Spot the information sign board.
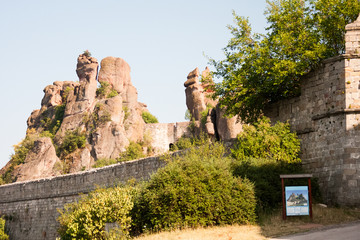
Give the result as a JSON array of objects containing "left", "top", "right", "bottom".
[{"left": 285, "top": 186, "right": 309, "bottom": 216}]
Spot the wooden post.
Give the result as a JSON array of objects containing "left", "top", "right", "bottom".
[
  {"left": 308, "top": 177, "right": 313, "bottom": 219},
  {"left": 282, "top": 177, "right": 286, "bottom": 220}
]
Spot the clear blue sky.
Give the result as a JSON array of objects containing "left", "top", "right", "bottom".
[{"left": 0, "top": 0, "right": 267, "bottom": 169}]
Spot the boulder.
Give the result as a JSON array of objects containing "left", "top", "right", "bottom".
[
  {"left": 215, "top": 104, "right": 243, "bottom": 141},
  {"left": 41, "top": 85, "right": 62, "bottom": 107},
  {"left": 98, "top": 57, "right": 131, "bottom": 94},
  {"left": 12, "top": 137, "right": 61, "bottom": 182},
  {"left": 92, "top": 122, "right": 129, "bottom": 160}
]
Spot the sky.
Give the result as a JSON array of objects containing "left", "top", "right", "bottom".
[{"left": 0, "top": 0, "right": 268, "bottom": 169}]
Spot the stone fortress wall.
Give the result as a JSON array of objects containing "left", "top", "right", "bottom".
[
  {"left": 265, "top": 16, "right": 360, "bottom": 206},
  {"left": 0, "top": 156, "right": 166, "bottom": 240}
]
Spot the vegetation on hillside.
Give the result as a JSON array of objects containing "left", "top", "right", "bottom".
[{"left": 210, "top": 0, "right": 360, "bottom": 123}]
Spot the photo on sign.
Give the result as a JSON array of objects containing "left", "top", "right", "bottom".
[{"left": 285, "top": 186, "right": 309, "bottom": 216}]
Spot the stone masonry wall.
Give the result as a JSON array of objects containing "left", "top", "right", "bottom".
[
  {"left": 0, "top": 156, "right": 166, "bottom": 240},
  {"left": 265, "top": 55, "right": 360, "bottom": 206},
  {"left": 264, "top": 16, "right": 360, "bottom": 206},
  {"left": 144, "top": 122, "right": 192, "bottom": 153}
]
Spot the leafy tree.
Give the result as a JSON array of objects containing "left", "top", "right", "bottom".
[
  {"left": 210, "top": 0, "right": 360, "bottom": 123},
  {"left": 231, "top": 117, "right": 301, "bottom": 164}
]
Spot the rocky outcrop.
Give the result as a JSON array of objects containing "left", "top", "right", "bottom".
[
  {"left": 215, "top": 105, "right": 243, "bottom": 140},
  {"left": 184, "top": 67, "right": 243, "bottom": 141},
  {"left": 1, "top": 53, "right": 162, "bottom": 182},
  {"left": 184, "top": 68, "right": 207, "bottom": 121},
  {"left": 1, "top": 54, "right": 245, "bottom": 184},
  {"left": 98, "top": 57, "right": 138, "bottom": 105},
  {"left": 12, "top": 137, "right": 61, "bottom": 181}
]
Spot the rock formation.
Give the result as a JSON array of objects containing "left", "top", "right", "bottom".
[
  {"left": 0, "top": 54, "right": 242, "bottom": 184},
  {"left": 184, "top": 67, "right": 243, "bottom": 141},
  {"left": 0, "top": 53, "right": 161, "bottom": 182}
]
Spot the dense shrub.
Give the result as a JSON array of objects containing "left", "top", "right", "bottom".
[
  {"left": 58, "top": 186, "right": 134, "bottom": 240},
  {"left": 119, "top": 141, "right": 145, "bottom": 161},
  {"left": 96, "top": 82, "right": 108, "bottom": 98},
  {"left": 230, "top": 117, "right": 320, "bottom": 209},
  {"left": 131, "top": 143, "right": 256, "bottom": 234},
  {"left": 57, "top": 129, "right": 86, "bottom": 157},
  {"left": 141, "top": 111, "right": 159, "bottom": 124},
  {"left": 0, "top": 217, "right": 9, "bottom": 240},
  {"left": 231, "top": 117, "right": 301, "bottom": 164},
  {"left": 96, "top": 81, "right": 118, "bottom": 99},
  {"left": 170, "top": 133, "right": 210, "bottom": 151},
  {"left": 232, "top": 157, "right": 303, "bottom": 209}
]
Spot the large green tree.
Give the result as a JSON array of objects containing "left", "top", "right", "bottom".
[{"left": 210, "top": 0, "right": 360, "bottom": 123}]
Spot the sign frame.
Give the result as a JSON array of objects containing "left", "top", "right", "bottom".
[{"left": 280, "top": 174, "right": 313, "bottom": 220}]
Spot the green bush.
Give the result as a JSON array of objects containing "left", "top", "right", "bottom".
[
  {"left": 40, "top": 103, "right": 66, "bottom": 137},
  {"left": 0, "top": 217, "right": 9, "bottom": 240},
  {"left": 230, "top": 117, "right": 305, "bottom": 209},
  {"left": 57, "top": 129, "right": 86, "bottom": 157},
  {"left": 58, "top": 186, "right": 134, "bottom": 240},
  {"left": 141, "top": 111, "right": 159, "bottom": 124},
  {"left": 231, "top": 117, "right": 301, "bottom": 164},
  {"left": 131, "top": 142, "right": 257, "bottom": 234},
  {"left": 171, "top": 133, "right": 210, "bottom": 151},
  {"left": 119, "top": 141, "right": 145, "bottom": 161},
  {"left": 170, "top": 137, "right": 192, "bottom": 151},
  {"left": 96, "top": 81, "right": 118, "bottom": 99},
  {"left": 200, "top": 104, "right": 214, "bottom": 126},
  {"left": 231, "top": 157, "right": 303, "bottom": 209},
  {"left": 92, "top": 158, "right": 118, "bottom": 168},
  {"left": 83, "top": 50, "right": 92, "bottom": 57}
]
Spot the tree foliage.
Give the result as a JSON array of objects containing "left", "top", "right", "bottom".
[
  {"left": 211, "top": 0, "right": 360, "bottom": 123},
  {"left": 231, "top": 117, "right": 301, "bottom": 163},
  {"left": 230, "top": 117, "right": 305, "bottom": 209}
]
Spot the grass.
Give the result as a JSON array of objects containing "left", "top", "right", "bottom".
[
  {"left": 133, "top": 205, "right": 360, "bottom": 240},
  {"left": 259, "top": 204, "right": 360, "bottom": 238},
  {"left": 134, "top": 225, "right": 266, "bottom": 240}
]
